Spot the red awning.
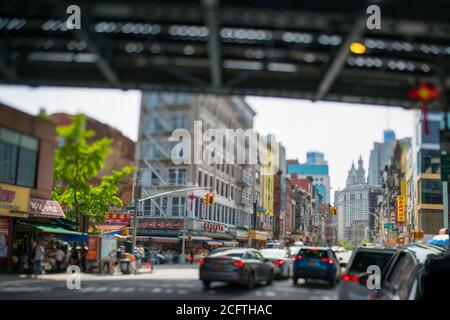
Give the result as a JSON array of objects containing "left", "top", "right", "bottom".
[
  {"left": 94, "top": 225, "right": 125, "bottom": 231},
  {"left": 28, "top": 198, "right": 65, "bottom": 218}
]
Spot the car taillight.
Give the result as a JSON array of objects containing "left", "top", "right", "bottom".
[
  {"left": 275, "top": 260, "right": 285, "bottom": 266},
  {"left": 320, "top": 257, "right": 334, "bottom": 265},
  {"left": 293, "top": 255, "right": 303, "bottom": 261},
  {"left": 199, "top": 259, "right": 205, "bottom": 266},
  {"left": 233, "top": 261, "right": 245, "bottom": 268},
  {"left": 341, "top": 274, "right": 359, "bottom": 282}
]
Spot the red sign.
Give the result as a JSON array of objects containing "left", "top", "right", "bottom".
[
  {"left": 0, "top": 187, "right": 15, "bottom": 202},
  {"left": 203, "top": 222, "right": 224, "bottom": 232},
  {"left": 105, "top": 213, "right": 130, "bottom": 224},
  {"left": 87, "top": 235, "right": 99, "bottom": 261}
]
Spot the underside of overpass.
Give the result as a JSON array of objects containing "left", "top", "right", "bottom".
[{"left": 0, "top": 0, "right": 449, "bottom": 108}]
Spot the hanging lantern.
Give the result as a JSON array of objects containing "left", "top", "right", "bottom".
[{"left": 408, "top": 83, "right": 440, "bottom": 135}]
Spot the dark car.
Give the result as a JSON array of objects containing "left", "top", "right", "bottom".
[
  {"left": 371, "top": 244, "right": 450, "bottom": 300},
  {"left": 199, "top": 248, "right": 274, "bottom": 289},
  {"left": 292, "top": 246, "right": 341, "bottom": 286},
  {"left": 337, "top": 247, "right": 396, "bottom": 300}
]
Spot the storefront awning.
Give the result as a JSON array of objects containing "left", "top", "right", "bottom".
[
  {"left": 151, "top": 236, "right": 180, "bottom": 243},
  {"left": 179, "top": 235, "right": 212, "bottom": 241},
  {"left": 32, "top": 223, "right": 82, "bottom": 235},
  {"left": 221, "top": 241, "right": 239, "bottom": 247},
  {"left": 206, "top": 241, "right": 223, "bottom": 246}
]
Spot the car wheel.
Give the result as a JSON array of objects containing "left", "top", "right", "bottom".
[
  {"left": 202, "top": 280, "right": 211, "bottom": 289},
  {"left": 245, "top": 272, "right": 255, "bottom": 290},
  {"left": 293, "top": 276, "right": 298, "bottom": 285}
]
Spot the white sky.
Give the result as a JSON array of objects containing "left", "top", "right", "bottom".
[{"left": 0, "top": 85, "right": 415, "bottom": 200}]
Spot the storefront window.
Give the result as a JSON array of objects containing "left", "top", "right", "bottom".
[
  {"left": 420, "top": 210, "right": 443, "bottom": 234},
  {"left": 0, "top": 127, "right": 39, "bottom": 188},
  {"left": 418, "top": 149, "right": 440, "bottom": 174}
]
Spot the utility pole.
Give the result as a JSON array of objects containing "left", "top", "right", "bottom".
[{"left": 132, "top": 169, "right": 141, "bottom": 251}]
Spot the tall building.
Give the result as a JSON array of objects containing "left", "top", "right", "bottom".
[
  {"left": 287, "top": 152, "right": 331, "bottom": 204},
  {"left": 336, "top": 157, "right": 381, "bottom": 244},
  {"left": 136, "top": 92, "right": 258, "bottom": 248},
  {"left": 368, "top": 130, "right": 398, "bottom": 186},
  {"left": 413, "top": 111, "right": 444, "bottom": 235}
]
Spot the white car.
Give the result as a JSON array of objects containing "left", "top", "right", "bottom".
[{"left": 259, "top": 248, "right": 293, "bottom": 279}]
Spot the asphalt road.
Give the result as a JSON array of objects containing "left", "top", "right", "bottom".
[{"left": 0, "top": 264, "right": 338, "bottom": 300}]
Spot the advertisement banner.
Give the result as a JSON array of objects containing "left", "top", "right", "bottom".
[
  {"left": 87, "top": 235, "right": 99, "bottom": 261},
  {"left": 0, "top": 183, "right": 30, "bottom": 218},
  {"left": 397, "top": 196, "right": 405, "bottom": 222},
  {"left": 100, "top": 235, "right": 117, "bottom": 260}
]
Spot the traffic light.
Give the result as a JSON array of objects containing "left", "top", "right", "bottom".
[
  {"left": 208, "top": 192, "right": 215, "bottom": 204},
  {"left": 329, "top": 206, "right": 337, "bottom": 215},
  {"left": 203, "top": 193, "right": 210, "bottom": 204}
]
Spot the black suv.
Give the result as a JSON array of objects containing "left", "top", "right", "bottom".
[{"left": 371, "top": 244, "right": 450, "bottom": 300}]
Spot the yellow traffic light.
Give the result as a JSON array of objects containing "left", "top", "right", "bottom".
[
  {"left": 203, "top": 193, "right": 209, "bottom": 204},
  {"left": 350, "top": 42, "right": 366, "bottom": 54},
  {"left": 209, "top": 192, "right": 215, "bottom": 204}
]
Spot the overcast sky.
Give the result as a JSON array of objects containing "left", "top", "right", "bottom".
[{"left": 0, "top": 85, "right": 415, "bottom": 200}]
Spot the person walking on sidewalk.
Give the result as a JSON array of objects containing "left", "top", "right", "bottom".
[{"left": 32, "top": 241, "right": 45, "bottom": 278}]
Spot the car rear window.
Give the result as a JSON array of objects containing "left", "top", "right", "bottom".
[
  {"left": 298, "top": 249, "right": 328, "bottom": 259},
  {"left": 210, "top": 252, "right": 244, "bottom": 258},
  {"left": 260, "top": 250, "right": 285, "bottom": 259},
  {"left": 349, "top": 251, "right": 394, "bottom": 273}
]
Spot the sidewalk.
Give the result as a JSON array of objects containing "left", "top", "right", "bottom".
[{"left": 0, "top": 263, "right": 199, "bottom": 283}]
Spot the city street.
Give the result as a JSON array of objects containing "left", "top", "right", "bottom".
[{"left": 0, "top": 264, "right": 337, "bottom": 300}]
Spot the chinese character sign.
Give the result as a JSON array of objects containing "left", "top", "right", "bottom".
[{"left": 397, "top": 196, "right": 405, "bottom": 222}]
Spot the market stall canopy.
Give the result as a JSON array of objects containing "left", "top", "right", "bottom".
[
  {"left": 179, "top": 235, "right": 212, "bottom": 241},
  {"left": 28, "top": 198, "right": 65, "bottom": 219},
  {"left": 32, "top": 223, "right": 80, "bottom": 235}
]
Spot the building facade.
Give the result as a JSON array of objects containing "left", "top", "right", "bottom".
[
  {"left": 136, "top": 92, "right": 260, "bottom": 250},
  {"left": 287, "top": 152, "right": 330, "bottom": 204}
]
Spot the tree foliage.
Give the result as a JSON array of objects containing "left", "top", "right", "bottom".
[{"left": 52, "top": 114, "right": 134, "bottom": 225}]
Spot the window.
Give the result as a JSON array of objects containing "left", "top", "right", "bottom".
[
  {"left": 350, "top": 194, "right": 355, "bottom": 201},
  {"left": 169, "top": 113, "right": 190, "bottom": 130},
  {"left": 203, "top": 173, "right": 208, "bottom": 187},
  {"left": 421, "top": 209, "right": 443, "bottom": 234},
  {"left": 420, "top": 180, "right": 442, "bottom": 204},
  {"left": 172, "top": 197, "right": 180, "bottom": 216},
  {"left": 197, "top": 171, "right": 202, "bottom": 186},
  {"left": 418, "top": 149, "right": 440, "bottom": 174},
  {"left": 0, "top": 127, "right": 39, "bottom": 188},
  {"left": 168, "top": 168, "right": 187, "bottom": 186}
]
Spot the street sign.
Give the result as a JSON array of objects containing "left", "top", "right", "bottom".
[
  {"left": 384, "top": 223, "right": 394, "bottom": 230},
  {"left": 441, "top": 154, "right": 450, "bottom": 182}
]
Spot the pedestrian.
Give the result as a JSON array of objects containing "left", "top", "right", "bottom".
[
  {"left": 80, "top": 245, "right": 88, "bottom": 272},
  {"left": 55, "top": 246, "right": 65, "bottom": 272},
  {"left": 190, "top": 249, "right": 194, "bottom": 264},
  {"left": 32, "top": 241, "right": 45, "bottom": 278},
  {"left": 149, "top": 247, "right": 155, "bottom": 273}
]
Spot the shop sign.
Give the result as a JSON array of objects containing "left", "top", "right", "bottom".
[
  {"left": 137, "top": 228, "right": 180, "bottom": 237},
  {"left": 0, "top": 218, "right": 11, "bottom": 258},
  {"left": 236, "top": 229, "right": 249, "bottom": 239},
  {"left": 0, "top": 183, "right": 30, "bottom": 218},
  {"left": 203, "top": 222, "right": 224, "bottom": 233},
  {"left": 28, "top": 198, "right": 65, "bottom": 218},
  {"left": 249, "top": 230, "right": 267, "bottom": 241},
  {"left": 105, "top": 213, "right": 130, "bottom": 224},
  {"left": 397, "top": 196, "right": 405, "bottom": 222},
  {"left": 138, "top": 219, "right": 183, "bottom": 229}
]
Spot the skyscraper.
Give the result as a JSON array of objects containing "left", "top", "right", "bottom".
[
  {"left": 368, "top": 130, "right": 397, "bottom": 186},
  {"left": 287, "top": 152, "right": 330, "bottom": 204}
]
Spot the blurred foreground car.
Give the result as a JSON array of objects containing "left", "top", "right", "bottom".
[
  {"left": 259, "top": 248, "right": 293, "bottom": 279},
  {"left": 292, "top": 247, "right": 340, "bottom": 286},
  {"left": 199, "top": 248, "right": 274, "bottom": 289},
  {"left": 371, "top": 244, "right": 450, "bottom": 300},
  {"left": 337, "top": 247, "right": 395, "bottom": 300}
]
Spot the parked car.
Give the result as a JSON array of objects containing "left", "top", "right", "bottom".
[
  {"left": 259, "top": 248, "right": 293, "bottom": 279},
  {"left": 199, "top": 248, "right": 274, "bottom": 289},
  {"left": 337, "top": 247, "right": 396, "bottom": 300},
  {"left": 266, "top": 241, "right": 283, "bottom": 249},
  {"left": 209, "top": 247, "right": 233, "bottom": 255},
  {"left": 371, "top": 244, "right": 450, "bottom": 300},
  {"left": 292, "top": 246, "right": 341, "bottom": 286}
]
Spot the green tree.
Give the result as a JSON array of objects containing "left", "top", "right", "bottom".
[
  {"left": 52, "top": 114, "right": 134, "bottom": 226},
  {"left": 340, "top": 240, "right": 353, "bottom": 251}
]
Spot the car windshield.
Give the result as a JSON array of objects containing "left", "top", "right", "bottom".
[
  {"left": 298, "top": 248, "right": 328, "bottom": 259},
  {"left": 260, "top": 250, "right": 285, "bottom": 259},
  {"left": 349, "top": 251, "right": 394, "bottom": 273}
]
